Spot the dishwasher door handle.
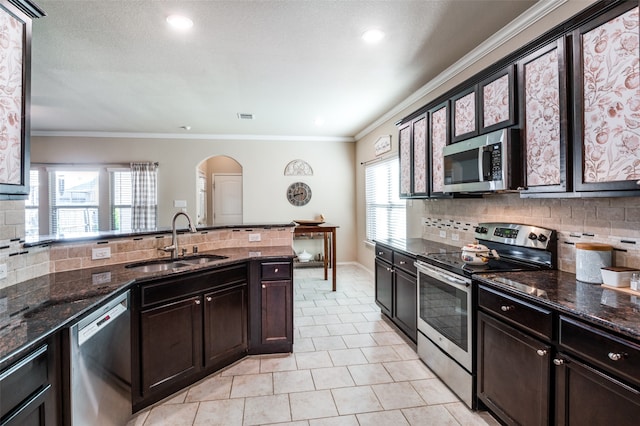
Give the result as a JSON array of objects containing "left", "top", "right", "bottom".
[{"left": 77, "top": 293, "right": 129, "bottom": 346}]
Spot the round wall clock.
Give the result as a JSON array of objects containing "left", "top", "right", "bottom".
[{"left": 287, "top": 182, "right": 312, "bottom": 206}]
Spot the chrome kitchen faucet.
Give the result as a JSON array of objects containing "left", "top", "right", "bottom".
[{"left": 160, "top": 211, "right": 198, "bottom": 259}]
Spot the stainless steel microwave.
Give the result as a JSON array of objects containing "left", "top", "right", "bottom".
[{"left": 443, "top": 128, "right": 521, "bottom": 193}]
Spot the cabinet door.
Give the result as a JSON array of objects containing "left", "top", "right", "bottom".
[
  {"left": 398, "top": 122, "right": 412, "bottom": 197},
  {"left": 394, "top": 268, "right": 417, "bottom": 342},
  {"left": 477, "top": 311, "right": 551, "bottom": 426},
  {"left": 374, "top": 258, "right": 393, "bottom": 317},
  {"left": 479, "top": 65, "right": 516, "bottom": 133},
  {"left": 203, "top": 283, "right": 248, "bottom": 369},
  {"left": 140, "top": 296, "right": 202, "bottom": 395},
  {"left": 451, "top": 86, "right": 478, "bottom": 143},
  {"left": 555, "top": 353, "right": 640, "bottom": 426},
  {"left": 572, "top": 3, "right": 640, "bottom": 194},
  {"left": 428, "top": 101, "right": 449, "bottom": 196},
  {"left": 411, "top": 114, "right": 429, "bottom": 197},
  {"left": 261, "top": 280, "right": 292, "bottom": 345},
  {"left": 519, "top": 38, "right": 570, "bottom": 194}
]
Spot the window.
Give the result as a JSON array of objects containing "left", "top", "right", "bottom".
[
  {"left": 365, "top": 157, "right": 406, "bottom": 242},
  {"left": 25, "top": 169, "right": 40, "bottom": 237},
  {"left": 25, "top": 164, "right": 157, "bottom": 236}
]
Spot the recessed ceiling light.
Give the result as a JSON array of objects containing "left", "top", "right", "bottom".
[
  {"left": 362, "top": 29, "right": 385, "bottom": 44},
  {"left": 166, "top": 14, "right": 193, "bottom": 30},
  {"left": 314, "top": 117, "right": 325, "bottom": 127},
  {"left": 180, "top": 125, "right": 191, "bottom": 131}
]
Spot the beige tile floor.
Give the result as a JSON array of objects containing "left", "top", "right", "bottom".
[{"left": 127, "top": 264, "right": 499, "bottom": 426}]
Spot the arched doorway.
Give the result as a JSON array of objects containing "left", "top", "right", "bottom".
[{"left": 196, "top": 156, "right": 243, "bottom": 226}]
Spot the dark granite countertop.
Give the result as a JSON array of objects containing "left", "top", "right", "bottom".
[
  {"left": 23, "top": 222, "right": 296, "bottom": 247},
  {"left": 0, "top": 246, "right": 295, "bottom": 366},
  {"left": 374, "top": 238, "right": 460, "bottom": 257},
  {"left": 475, "top": 270, "right": 640, "bottom": 342}
]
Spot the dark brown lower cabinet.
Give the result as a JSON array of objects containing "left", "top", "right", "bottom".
[
  {"left": 394, "top": 268, "right": 417, "bottom": 341},
  {"left": 133, "top": 265, "right": 248, "bottom": 411},
  {"left": 374, "top": 257, "right": 393, "bottom": 317},
  {"left": 0, "top": 336, "right": 60, "bottom": 426},
  {"left": 477, "top": 311, "right": 551, "bottom": 426},
  {"left": 555, "top": 353, "right": 640, "bottom": 426},
  {"left": 204, "top": 283, "right": 248, "bottom": 369},
  {"left": 140, "top": 296, "right": 202, "bottom": 396},
  {"left": 249, "top": 260, "right": 293, "bottom": 354}
]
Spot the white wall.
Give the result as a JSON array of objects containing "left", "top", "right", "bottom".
[{"left": 31, "top": 136, "right": 357, "bottom": 262}]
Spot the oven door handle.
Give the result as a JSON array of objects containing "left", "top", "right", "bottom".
[{"left": 416, "top": 263, "right": 470, "bottom": 289}]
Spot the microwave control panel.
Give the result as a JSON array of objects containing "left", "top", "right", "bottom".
[{"left": 483, "top": 144, "right": 502, "bottom": 181}]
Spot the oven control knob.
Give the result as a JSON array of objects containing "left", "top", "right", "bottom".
[
  {"left": 475, "top": 226, "right": 488, "bottom": 234},
  {"left": 538, "top": 234, "right": 548, "bottom": 243},
  {"left": 528, "top": 232, "right": 538, "bottom": 241}
]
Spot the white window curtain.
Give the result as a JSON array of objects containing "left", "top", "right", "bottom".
[
  {"left": 365, "top": 157, "right": 406, "bottom": 242},
  {"left": 131, "top": 162, "right": 158, "bottom": 230}
]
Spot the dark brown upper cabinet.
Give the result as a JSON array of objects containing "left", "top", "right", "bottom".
[
  {"left": 479, "top": 65, "right": 517, "bottom": 133},
  {"left": 399, "top": 113, "right": 429, "bottom": 198},
  {"left": 518, "top": 38, "right": 571, "bottom": 195},
  {"left": 428, "top": 101, "right": 450, "bottom": 196},
  {"left": 0, "top": 1, "right": 44, "bottom": 200},
  {"left": 451, "top": 86, "right": 479, "bottom": 143},
  {"left": 571, "top": 2, "right": 640, "bottom": 194}
]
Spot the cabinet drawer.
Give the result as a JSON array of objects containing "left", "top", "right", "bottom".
[
  {"left": 478, "top": 285, "right": 553, "bottom": 341},
  {"left": 559, "top": 316, "right": 640, "bottom": 387},
  {"left": 375, "top": 244, "right": 393, "bottom": 263},
  {"left": 261, "top": 262, "right": 291, "bottom": 280},
  {"left": 393, "top": 252, "right": 416, "bottom": 275},
  {"left": 0, "top": 345, "right": 49, "bottom": 420},
  {"left": 142, "top": 264, "right": 247, "bottom": 307}
]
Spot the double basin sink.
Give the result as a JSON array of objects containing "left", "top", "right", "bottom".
[{"left": 125, "top": 254, "right": 229, "bottom": 273}]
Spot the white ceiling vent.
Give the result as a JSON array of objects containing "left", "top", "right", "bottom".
[{"left": 237, "top": 113, "right": 254, "bottom": 120}]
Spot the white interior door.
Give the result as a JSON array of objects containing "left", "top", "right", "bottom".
[{"left": 213, "top": 173, "right": 243, "bottom": 224}]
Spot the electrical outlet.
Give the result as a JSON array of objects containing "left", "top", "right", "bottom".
[
  {"left": 92, "top": 247, "right": 111, "bottom": 260},
  {"left": 439, "top": 230, "right": 447, "bottom": 238},
  {"left": 451, "top": 233, "right": 459, "bottom": 241},
  {"left": 92, "top": 272, "right": 112, "bottom": 285},
  {"left": 248, "top": 233, "right": 261, "bottom": 242},
  {"left": 0, "top": 263, "right": 6, "bottom": 280}
]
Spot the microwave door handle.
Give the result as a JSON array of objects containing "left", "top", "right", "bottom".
[{"left": 480, "top": 147, "right": 491, "bottom": 181}]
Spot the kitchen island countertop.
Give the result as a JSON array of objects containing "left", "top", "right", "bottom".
[{"left": 0, "top": 245, "right": 295, "bottom": 366}]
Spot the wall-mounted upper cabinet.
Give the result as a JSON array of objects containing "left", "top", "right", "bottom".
[
  {"left": 451, "top": 86, "right": 479, "bottom": 143},
  {"left": 428, "top": 101, "right": 449, "bottom": 196},
  {"left": 479, "top": 65, "right": 517, "bottom": 133},
  {"left": 572, "top": 2, "right": 640, "bottom": 194},
  {"left": 0, "top": 0, "right": 44, "bottom": 200},
  {"left": 519, "top": 38, "right": 571, "bottom": 195},
  {"left": 399, "top": 114, "right": 429, "bottom": 198}
]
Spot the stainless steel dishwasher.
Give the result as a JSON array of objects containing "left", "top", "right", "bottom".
[{"left": 69, "top": 290, "right": 131, "bottom": 425}]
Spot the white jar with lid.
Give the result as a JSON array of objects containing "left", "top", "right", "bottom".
[{"left": 575, "top": 243, "right": 612, "bottom": 283}]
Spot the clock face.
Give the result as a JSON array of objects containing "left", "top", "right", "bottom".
[{"left": 287, "top": 182, "right": 312, "bottom": 206}]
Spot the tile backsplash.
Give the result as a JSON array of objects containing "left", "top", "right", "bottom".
[
  {"left": 418, "top": 194, "right": 640, "bottom": 273},
  {"left": 0, "top": 198, "right": 293, "bottom": 289}
]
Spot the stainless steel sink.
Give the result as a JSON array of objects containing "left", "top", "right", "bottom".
[{"left": 125, "top": 254, "right": 228, "bottom": 273}]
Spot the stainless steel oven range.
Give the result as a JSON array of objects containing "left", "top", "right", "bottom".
[{"left": 415, "top": 223, "right": 557, "bottom": 409}]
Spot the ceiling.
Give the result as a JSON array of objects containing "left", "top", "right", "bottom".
[{"left": 30, "top": 0, "right": 538, "bottom": 140}]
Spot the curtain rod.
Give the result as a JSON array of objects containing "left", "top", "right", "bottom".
[{"left": 360, "top": 152, "right": 397, "bottom": 166}]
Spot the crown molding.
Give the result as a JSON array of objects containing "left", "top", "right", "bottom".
[
  {"left": 354, "top": 0, "right": 569, "bottom": 141},
  {"left": 31, "top": 130, "right": 355, "bottom": 143}
]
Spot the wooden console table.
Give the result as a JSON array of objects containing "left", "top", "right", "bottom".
[{"left": 293, "top": 223, "right": 338, "bottom": 291}]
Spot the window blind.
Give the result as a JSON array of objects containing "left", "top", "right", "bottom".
[{"left": 365, "top": 157, "right": 406, "bottom": 242}]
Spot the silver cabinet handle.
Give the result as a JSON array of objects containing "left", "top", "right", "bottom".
[
  {"left": 386, "top": 267, "right": 395, "bottom": 272},
  {"left": 399, "top": 261, "right": 406, "bottom": 265},
  {"left": 553, "top": 358, "right": 564, "bottom": 366},
  {"left": 608, "top": 352, "right": 624, "bottom": 361},
  {"left": 274, "top": 268, "right": 279, "bottom": 273},
  {"left": 536, "top": 349, "right": 547, "bottom": 357},
  {"left": 262, "top": 284, "right": 266, "bottom": 289},
  {"left": 195, "top": 299, "right": 201, "bottom": 305},
  {"left": 500, "top": 305, "right": 514, "bottom": 312},
  {"left": 378, "top": 251, "right": 384, "bottom": 255},
  {"left": 206, "top": 296, "right": 212, "bottom": 302}
]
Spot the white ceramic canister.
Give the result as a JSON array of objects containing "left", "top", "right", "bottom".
[{"left": 575, "top": 243, "right": 613, "bottom": 283}]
